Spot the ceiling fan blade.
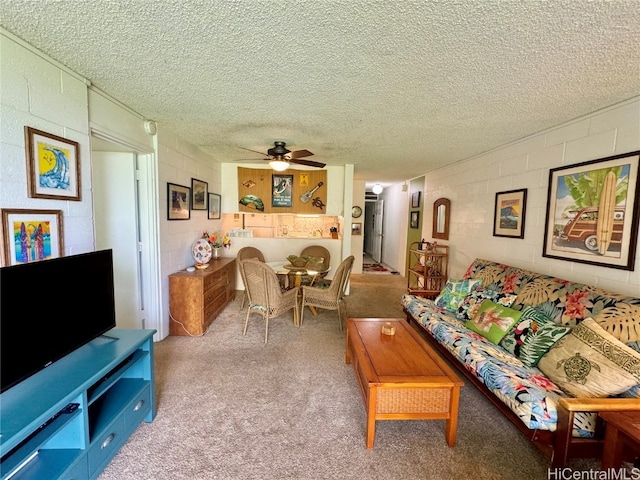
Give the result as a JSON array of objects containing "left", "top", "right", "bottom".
[
  {"left": 238, "top": 146, "right": 268, "bottom": 156},
  {"left": 233, "top": 158, "right": 270, "bottom": 162},
  {"left": 290, "top": 159, "right": 326, "bottom": 168},
  {"left": 289, "top": 149, "right": 314, "bottom": 159}
]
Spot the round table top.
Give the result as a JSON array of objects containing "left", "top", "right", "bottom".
[{"left": 267, "top": 261, "right": 330, "bottom": 276}]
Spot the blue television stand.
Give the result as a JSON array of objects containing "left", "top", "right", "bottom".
[{"left": 0, "top": 329, "right": 156, "bottom": 480}]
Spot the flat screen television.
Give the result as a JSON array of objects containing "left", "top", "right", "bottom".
[{"left": 0, "top": 249, "right": 117, "bottom": 393}]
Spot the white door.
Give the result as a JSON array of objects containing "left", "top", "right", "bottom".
[
  {"left": 92, "top": 151, "right": 143, "bottom": 329},
  {"left": 372, "top": 199, "right": 384, "bottom": 262}
]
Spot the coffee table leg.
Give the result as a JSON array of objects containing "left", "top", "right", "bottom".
[
  {"left": 366, "top": 414, "right": 376, "bottom": 448},
  {"left": 445, "top": 386, "right": 461, "bottom": 447},
  {"left": 366, "top": 387, "right": 377, "bottom": 448}
]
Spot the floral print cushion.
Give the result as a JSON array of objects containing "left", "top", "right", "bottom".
[
  {"left": 456, "top": 287, "right": 518, "bottom": 322},
  {"left": 500, "top": 306, "right": 571, "bottom": 367},
  {"left": 433, "top": 278, "right": 482, "bottom": 313},
  {"left": 463, "top": 260, "right": 532, "bottom": 297},
  {"left": 462, "top": 259, "right": 640, "bottom": 343},
  {"left": 402, "top": 294, "right": 598, "bottom": 437}
]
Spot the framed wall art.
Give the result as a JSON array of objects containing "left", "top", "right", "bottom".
[
  {"left": 1, "top": 208, "right": 64, "bottom": 266},
  {"left": 208, "top": 193, "right": 221, "bottom": 219},
  {"left": 272, "top": 174, "right": 293, "bottom": 207},
  {"left": 493, "top": 188, "right": 527, "bottom": 239},
  {"left": 411, "top": 191, "right": 421, "bottom": 208},
  {"left": 351, "top": 222, "right": 362, "bottom": 235},
  {"left": 167, "top": 183, "right": 190, "bottom": 220},
  {"left": 410, "top": 211, "right": 420, "bottom": 229},
  {"left": 191, "top": 178, "right": 208, "bottom": 210},
  {"left": 25, "top": 127, "right": 81, "bottom": 201},
  {"left": 543, "top": 151, "right": 640, "bottom": 270}
]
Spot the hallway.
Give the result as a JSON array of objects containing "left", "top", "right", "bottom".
[{"left": 362, "top": 252, "right": 398, "bottom": 275}]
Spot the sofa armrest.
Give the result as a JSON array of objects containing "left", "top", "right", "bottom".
[
  {"left": 558, "top": 397, "right": 640, "bottom": 413},
  {"left": 552, "top": 397, "right": 640, "bottom": 467}
]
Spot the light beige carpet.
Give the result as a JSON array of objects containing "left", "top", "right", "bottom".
[{"left": 99, "top": 274, "right": 598, "bottom": 479}]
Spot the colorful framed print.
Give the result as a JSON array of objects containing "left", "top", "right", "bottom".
[
  {"left": 351, "top": 222, "right": 362, "bottom": 235},
  {"left": 208, "top": 193, "right": 221, "bottom": 219},
  {"left": 411, "top": 191, "right": 421, "bottom": 208},
  {"left": 543, "top": 151, "right": 640, "bottom": 270},
  {"left": 191, "top": 178, "right": 208, "bottom": 210},
  {"left": 272, "top": 174, "right": 293, "bottom": 207},
  {"left": 25, "top": 127, "right": 81, "bottom": 201},
  {"left": 410, "top": 211, "right": 420, "bottom": 229},
  {"left": 167, "top": 183, "right": 190, "bottom": 220},
  {"left": 1, "top": 209, "right": 64, "bottom": 266},
  {"left": 493, "top": 188, "right": 527, "bottom": 239}
]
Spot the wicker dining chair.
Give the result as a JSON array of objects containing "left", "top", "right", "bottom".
[
  {"left": 240, "top": 259, "right": 300, "bottom": 343},
  {"left": 299, "top": 245, "right": 331, "bottom": 286},
  {"left": 237, "top": 246, "right": 266, "bottom": 310},
  {"left": 299, "top": 255, "right": 354, "bottom": 331}
]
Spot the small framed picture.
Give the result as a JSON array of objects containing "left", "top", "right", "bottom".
[
  {"left": 167, "top": 183, "right": 190, "bottom": 220},
  {"left": 493, "top": 188, "right": 527, "bottom": 239},
  {"left": 411, "top": 191, "right": 421, "bottom": 208},
  {"left": 351, "top": 222, "right": 362, "bottom": 235},
  {"left": 410, "top": 211, "right": 420, "bottom": 229},
  {"left": 25, "top": 127, "right": 81, "bottom": 201},
  {"left": 1, "top": 208, "right": 64, "bottom": 266},
  {"left": 208, "top": 193, "right": 221, "bottom": 219},
  {"left": 272, "top": 174, "right": 293, "bottom": 207},
  {"left": 191, "top": 178, "right": 208, "bottom": 210}
]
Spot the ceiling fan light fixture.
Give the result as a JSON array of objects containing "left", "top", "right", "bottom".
[
  {"left": 372, "top": 184, "right": 383, "bottom": 194},
  {"left": 269, "top": 159, "right": 290, "bottom": 171}
]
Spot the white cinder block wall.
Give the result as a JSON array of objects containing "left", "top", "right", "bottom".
[
  {"left": 420, "top": 97, "right": 640, "bottom": 297},
  {"left": 157, "top": 127, "right": 223, "bottom": 334},
  {"left": 0, "top": 32, "right": 95, "bottom": 257}
]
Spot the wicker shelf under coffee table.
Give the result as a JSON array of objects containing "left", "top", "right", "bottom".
[{"left": 346, "top": 318, "right": 464, "bottom": 448}]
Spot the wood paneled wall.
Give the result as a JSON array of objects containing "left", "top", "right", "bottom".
[{"left": 237, "top": 167, "right": 328, "bottom": 214}]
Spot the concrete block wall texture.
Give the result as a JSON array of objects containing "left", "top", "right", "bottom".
[
  {"left": 0, "top": 33, "right": 94, "bottom": 257},
  {"left": 422, "top": 98, "right": 640, "bottom": 297}
]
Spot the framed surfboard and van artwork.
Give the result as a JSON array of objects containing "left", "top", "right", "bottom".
[{"left": 543, "top": 151, "right": 640, "bottom": 270}]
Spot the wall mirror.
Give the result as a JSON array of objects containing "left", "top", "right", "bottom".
[{"left": 432, "top": 198, "right": 450, "bottom": 240}]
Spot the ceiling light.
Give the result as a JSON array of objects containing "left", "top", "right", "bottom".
[
  {"left": 372, "top": 184, "right": 383, "bottom": 194},
  {"left": 269, "top": 160, "right": 290, "bottom": 171}
]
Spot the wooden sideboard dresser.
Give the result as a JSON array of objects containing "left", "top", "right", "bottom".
[{"left": 169, "top": 257, "right": 236, "bottom": 336}]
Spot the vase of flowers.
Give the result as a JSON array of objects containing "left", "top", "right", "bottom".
[{"left": 202, "top": 231, "right": 231, "bottom": 259}]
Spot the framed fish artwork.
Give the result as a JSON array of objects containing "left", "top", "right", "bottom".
[{"left": 25, "top": 127, "right": 81, "bottom": 201}]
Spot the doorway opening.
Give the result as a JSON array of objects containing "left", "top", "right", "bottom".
[{"left": 90, "top": 132, "right": 162, "bottom": 337}]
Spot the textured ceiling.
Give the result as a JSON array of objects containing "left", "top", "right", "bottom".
[{"left": 2, "top": 1, "right": 640, "bottom": 188}]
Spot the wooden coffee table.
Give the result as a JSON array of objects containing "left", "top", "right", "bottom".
[{"left": 346, "top": 318, "right": 463, "bottom": 448}]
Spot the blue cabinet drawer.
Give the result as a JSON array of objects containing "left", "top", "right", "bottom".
[
  {"left": 87, "top": 415, "right": 125, "bottom": 477},
  {"left": 123, "top": 384, "right": 151, "bottom": 435},
  {"left": 59, "top": 456, "right": 88, "bottom": 480}
]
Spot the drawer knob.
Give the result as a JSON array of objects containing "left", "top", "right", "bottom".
[
  {"left": 133, "top": 399, "right": 145, "bottom": 412},
  {"left": 101, "top": 433, "right": 116, "bottom": 449}
]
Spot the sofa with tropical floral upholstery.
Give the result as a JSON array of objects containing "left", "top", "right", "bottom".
[{"left": 401, "top": 258, "right": 640, "bottom": 467}]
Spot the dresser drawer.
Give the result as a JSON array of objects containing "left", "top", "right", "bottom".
[
  {"left": 204, "top": 283, "right": 226, "bottom": 307},
  {"left": 203, "top": 268, "right": 228, "bottom": 291}
]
